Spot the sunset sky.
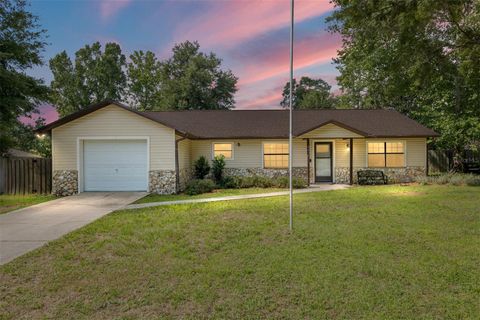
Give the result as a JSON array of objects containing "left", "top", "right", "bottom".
[{"left": 25, "top": 0, "right": 340, "bottom": 125}]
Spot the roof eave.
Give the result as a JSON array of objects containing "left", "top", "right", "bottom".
[{"left": 35, "top": 100, "right": 185, "bottom": 135}]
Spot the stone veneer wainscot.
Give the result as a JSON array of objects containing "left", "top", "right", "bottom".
[
  {"left": 335, "top": 166, "right": 426, "bottom": 184},
  {"left": 223, "top": 167, "right": 308, "bottom": 181}
]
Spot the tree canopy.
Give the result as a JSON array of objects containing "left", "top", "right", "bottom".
[
  {"left": 50, "top": 40, "right": 237, "bottom": 112},
  {"left": 49, "top": 42, "right": 126, "bottom": 116},
  {"left": 0, "top": 0, "right": 50, "bottom": 154},
  {"left": 328, "top": 0, "right": 480, "bottom": 151},
  {"left": 281, "top": 77, "right": 335, "bottom": 109},
  {"left": 127, "top": 50, "right": 163, "bottom": 111},
  {"left": 158, "top": 41, "right": 238, "bottom": 110}
]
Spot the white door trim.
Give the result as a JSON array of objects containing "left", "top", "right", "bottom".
[
  {"left": 310, "top": 139, "right": 336, "bottom": 183},
  {"left": 77, "top": 136, "right": 150, "bottom": 193}
]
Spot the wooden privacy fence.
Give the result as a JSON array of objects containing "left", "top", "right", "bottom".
[
  {"left": 0, "top": 158, "right": 52, "bottom": 195},
  {"left": 428, "top": 150, "right": 451, "bottom": 174}
]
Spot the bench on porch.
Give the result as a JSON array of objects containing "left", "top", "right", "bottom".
[{"left": 357, "top": 170, "right": 388, "bottom": 185}]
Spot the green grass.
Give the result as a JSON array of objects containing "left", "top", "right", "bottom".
[
  {"left": 135, "top": 187, "right": 285, "bottom": 203},
  {"left": 1, "top": 185, "right": 479, "bottom": 319},
  {"left": 0, "top": 194, "right": 56, "bottom": 214}
]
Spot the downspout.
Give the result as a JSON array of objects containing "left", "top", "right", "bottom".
[
  {"left": 426, "top": 139, "right": 429, "bottom": 176},
  {"left": 175, "top": 136, "right": 187, "bottom": 193}
]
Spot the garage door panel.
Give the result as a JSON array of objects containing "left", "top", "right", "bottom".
[{"left": 83, "top": 140, "right": 148, "bottom": 191}]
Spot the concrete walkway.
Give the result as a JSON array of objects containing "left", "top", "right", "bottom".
[
  {"left": 0, "top": 192, "right": 146, "bottom": 265},
  {"left": 125, "top": 184, "right": 349, "bottom": 210}
]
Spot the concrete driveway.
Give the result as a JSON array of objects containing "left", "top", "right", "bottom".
[{"left": 0, "top": 192, "right": 146, "bottom": 265}]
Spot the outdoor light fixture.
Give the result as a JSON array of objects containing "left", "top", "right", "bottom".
[
  {"left": 36, "top": 133, "right": 45, "bottom": 139},
  {"left": 346, "top": 142, "right": 350, "bottom": 150}
]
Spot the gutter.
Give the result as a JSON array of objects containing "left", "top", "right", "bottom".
[{"left": 174, "top": 136, "right": 187, "bottom": 193}]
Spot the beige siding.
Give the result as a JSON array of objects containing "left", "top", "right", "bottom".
[
  {"left": 353, "top": 139, "right": 367, "bottom": 167},
  {"left": 308, "top": 139, "right": 365, "bottom": 169},
  {"left": 299, "top": 123, "right": 363, "bottom": 139},
  {"left": 177, "top": 138, "right": 191, "bottom": 171},
  {"left": 406, "top": 138, "right": 427, "bottom": 167},
  {"left": 307, "top": 138, "right": 426, "bottom": 182},
  {"left": 362, "top": 138, "right": 426, "bottom": 167},
  {"left": 52, "top": 104, "right": 176, "bottom": 171},
  {"left": 190, "top": 139, "right": 307, "bottom": 168}
]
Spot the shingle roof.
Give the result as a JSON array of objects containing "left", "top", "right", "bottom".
[
  {"left": 37, "top": 100, "right": 439, "bottom": 138},
  {"left": 145, "top": 109, "right": 438, "bottom": 138}
]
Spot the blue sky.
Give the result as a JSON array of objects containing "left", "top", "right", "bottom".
[{"left": 26, "top": 0, "right": 340, "bottom": 124}]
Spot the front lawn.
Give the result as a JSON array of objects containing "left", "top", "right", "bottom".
[
  {"left": 0, "top": 194, "right": 56, "bottom": 215},
  {"left": 1, "top": 185, "right": 479, "bottom": 319},
  {"left": 135, "top": 187, "right": 285, "bottom": 203}
]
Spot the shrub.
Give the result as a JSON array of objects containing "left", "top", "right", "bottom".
[
  {"left": 194, "top": 156, "right": 210, "bottom": 179},
  {"left": 274, "top": 176, "right": 289, "bottom": 188},
  {"left": 292, "top": 177, "right": 307, "bottom": 189},
  {"left": 415, "top": 173, "right": 480, "bottom": 186},
  {"left": 220, "top": 176, "right": 240, "bottom": 189},
  {"left": 415, "top": 176, "right": 430, "bottom": 185},
  {"left": 449, "top": 174, "right": 464, "bottom": 186},
  {"left": 235, "top": 176, "right": 251, "bottom": 188},
  {"left": 435, "top": 174, "right": 451, "bottom": 185},
  {"left": 273, "top": 177, "right": 307, "bottom": 189},
  {"left": 185, "top": 179, "right": 216, "bottom": 195},
  {"left": 466, "top": 175, "right": 480, "bottom": 186},
  {"left": 211, "top": 155, "right": 226, "bottom": 183},
  {"left": 221, "top": 175, "right": 307, "bottom": 189}
]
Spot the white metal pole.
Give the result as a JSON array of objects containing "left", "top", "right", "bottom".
[{"left": 289, "top": 0, "right": 294, "bottom": 231}]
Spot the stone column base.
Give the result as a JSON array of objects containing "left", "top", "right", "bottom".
[
  {"left": 149, "top": 170, "right": 176, "bottom": 194},
  {"left": 52, "top": 170, "right": 78, "bottom": 196}
]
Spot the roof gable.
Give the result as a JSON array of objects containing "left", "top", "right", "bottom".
[
  {"left": 37, "top": 101, "right": 186, "bottom": 136},
  {"left": 297, "top": 122, "right": 365, "bottom": 138}
]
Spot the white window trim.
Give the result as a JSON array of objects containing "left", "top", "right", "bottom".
[
  {"left": 76, "top": 136, "right": 150, "bottom": 193},
  {"left": 211, "top": 142, "right": 234, "bottom": 160},
  {"left": 262, "top": 141, "right": 290, "bottom": 169},
  {"left": 365, "top": 139, "right": 407, "bottom": 168}
]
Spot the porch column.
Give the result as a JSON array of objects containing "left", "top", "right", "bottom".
[
  {"left": 306, "top": 139, "right": 310, "bottom": 184},
  {"left": 349, "top": 138, "right": 353, "bottom": 185}
]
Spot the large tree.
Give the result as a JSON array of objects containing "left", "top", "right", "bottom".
[
  {"left": 10, "top": 117, "right": 51, "bottom": 157},
  {"left": 49, "top": 42, "right": 126, "bottom": 116},
  {"left": 158, "top": 41, "right": 238, "bottom": 110},
  {"left": 0, "top": 0, "right": 50, "bottom": 155},
  {"left": 281, "top": 77, "right": 335, "bottom": 109},
  {"left": 328, "top": 0, "right": 480, "bottom": 152},
  {"left": 126, "top": 50, "right": 162, "bottom": 111}
]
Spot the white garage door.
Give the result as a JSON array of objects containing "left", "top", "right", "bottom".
[{"left": 83, "top": 140, "right": 148, "bottom": 191}]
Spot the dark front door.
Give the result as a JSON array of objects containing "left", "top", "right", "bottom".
[{"left": 314, "top": 142, "right": 333, "bottom": 182}]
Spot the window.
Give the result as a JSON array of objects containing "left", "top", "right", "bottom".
[
  {"left": 263, "top": 143, "right": 289, "bottom": 168},
  {"left": 367, "top": 142, "right": 405, "bottom": 167},
  {"left": 213, "top": 143, "right": 233, "bottom": 159}
]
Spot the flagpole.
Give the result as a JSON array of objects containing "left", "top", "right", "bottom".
[{"left": 289, "top": 0, "right": 294, "bottom": 231}]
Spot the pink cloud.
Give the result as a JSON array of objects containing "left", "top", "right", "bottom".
[
  {"left": 173, "top": 0, "right": 334, "bottom": 48},
  {"left": 236, "top": 71, "right": 340, "bottom": 109},
  {"left": 237, "top": 91, "right": 283, "bottom": 110},
  {"left": 19, "top": 104, "right": 59, "bottom": 126},
  {"left": 99, "top": 0, "right": 132, "bottom": 21},
  {"left": 237, "top": 33, "right": 341, "bottom": 86}
]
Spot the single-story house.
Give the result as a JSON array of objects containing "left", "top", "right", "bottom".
[{"left": 37, "top": 100, "right": 439, "bottom": 196}]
